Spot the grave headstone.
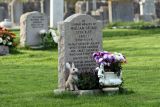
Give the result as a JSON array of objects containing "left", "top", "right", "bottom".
[
  {"left": 0, "top": 46, "right": 9, "bottom": 55},
  {"left": 92, "top": 0, "right": 97, "bottom": 11},
  {"left": 57, "top": 14, "right": 102, "bottom": 89},
  {"left": 155, "top": 1, "right": 160, "bottom": 18},
  {"left": 75, "top": 1, "right": 86, "bottom": 14},
  {"left": 9, "top": 0, "right": 23, "bottom": 25},
  {"left": 0, "top": 2, "right": 9, "bottom": 19},
  {"left": 0, "top": 7, "right": 5, "bottom": 22},
  {"left": 44, "top": 0, "right": 50, "bottom": 20},
  {"left": 112, "top": 0, "right": 134, "bottom": 22},
  {"left": 20, "top": 11, "right": 48, "bottom": 47},
  {"left": 139, "top": 0, "right": 156, "bottom": 21},
  {"left": 50, "top": 0, "right": 64, "bottom": 28}
]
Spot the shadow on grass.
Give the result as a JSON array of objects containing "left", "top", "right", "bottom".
[
  {"left": 18, "top": 46, "right": 58, "bottom": 52},
  {"left": 9, "top": 48, "right": 24, "bottom": 55}
]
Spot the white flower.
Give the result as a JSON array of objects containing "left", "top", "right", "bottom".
[
  {"left": 39, "top": 29, "right": 47, "bottom": 35},
  {"left": 0, "top": 38, "right": 3, "bottom": 43},
  {"left": 49, "top": 29, "right": 59, "bottom": 43},
  {"left": 3, "top": 40, "right": 7, "bottom": 45},
  {"left": 7, "top": 42, "right": 12, "bottom": 46},
  {"left": 7, "top": 36, "right": 10, "bottom": 40}
]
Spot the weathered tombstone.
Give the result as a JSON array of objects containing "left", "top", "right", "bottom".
[
  {"left": 23, "top": 1, "right": 34, "bottom": 13},
  {"left": 50, "top": 0, "right": 64, "bottom": 28},
  {"left": 75, "top": 1, "right": 86, "bottom": 14},
  {"left": 112, "top": 0, "right": 134, "bottom": 22},
  {"left": 0, "top": 7, "right": 5, "bottom": 22},
  {"left": 20, "top": 11, "right": 48, "bottom": 47},
  {"left": 0, "top": 2, "right": 9, "bottom": 19},
  {"left": 9, "top": 0, "right": 23, "bottom": 25},
  {"left": 92, "top": 6, "right": 108, "bottom": 27},
  {"left": 64, "top": 1, "right": 74, "bottom": 19},
  {"left": 92, "top": 0, "right": 97, "bottom": 11},
  {"left": 57, "top": 14, "right": 102, "bottom": 90},
  {"left": 0, "top": 46, "right": 9, "bottom": 55},
  {"left": 44, "top": 0, "right": 50, "bottom": 20},
  {"left": 155, "top": 1, "right": 160, "bottom": 18},
  {"left": 139, "top": 0, "right": 156, "bottom": 21},
  {"left": 33, "top": 0, "right": 41, "bottom": 12}
]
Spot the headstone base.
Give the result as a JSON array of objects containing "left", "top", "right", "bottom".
[
  {"left": 140, "top": 15, "right": 156, "bottom": 22},
  {"left": 0, "top": 46, "right": 9, "bottom": 55},
  {"left": 102, "top": 87, "right": 119, "bottom": 95},
  {"left": 30, "top": 45, "right": 44, "bottom": 50},
  {"left": 54, "top": 89, "right": 102, "bottom": 95}
]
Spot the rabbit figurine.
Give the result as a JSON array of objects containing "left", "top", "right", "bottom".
[{"left": 65, "top": 62, "right": 79, "bottom": 91}]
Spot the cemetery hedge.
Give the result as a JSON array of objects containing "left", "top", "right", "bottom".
[{"left": 0, "top": 28, "right": 160, "bottom": 107}]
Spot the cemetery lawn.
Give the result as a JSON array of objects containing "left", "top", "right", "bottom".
[{"left": 0, "top": 28, "right": 160, "bottom": 107}]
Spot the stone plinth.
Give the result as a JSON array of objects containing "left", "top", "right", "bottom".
[
  {"left": 57, "top": 14, "right": 102, "bottom": 90},
  {"left": 0, "top": 46, "right": 9, "bottom": 55}
]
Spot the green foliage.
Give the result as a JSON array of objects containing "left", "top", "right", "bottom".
[
  {"left": 41, "top": 32, "right": 57, "bottom": 49},
  {"left": 104, "top": 62, "right": 122, "bottom": 76},
  {"left": 107, "top": 21, "right": 155, "bottom": 29},
  {"left": 77, "top": 71, "right": 99, "bottom": 90}
]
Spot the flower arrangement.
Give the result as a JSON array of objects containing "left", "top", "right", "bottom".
[
  {"left": 0, "top": 27, "right": 16, "bottom": 47},
  {"left": 93, "top": 51, "right": 126, "bottom": 76}
]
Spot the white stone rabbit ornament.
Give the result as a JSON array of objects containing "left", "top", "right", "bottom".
[{"left": 65, "top": 62, "right": 79, "bottom": 91}]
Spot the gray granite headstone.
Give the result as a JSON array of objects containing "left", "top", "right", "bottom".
[
  {"left": 75, "top": 1, "right": 87, "bottom": 14},
  {"left": 112, "top": 0, "right": 134, "bottom": 22},
  {"left": 20, "top": 11, "right": 48, "bottom": 47},
  {"left": 58, "top": 14, "right": 102, "bottom": 89},
  {"left": 140, "top": 0, "right": 156, "bottom": 21},
  {"left": 143, "top": 0, "right": 156, "bottom": 15},
  {"left": 44, "top": 0, "right": 50, "bottom": 20},
  {"left": 9, "top": 0, "right": 23, "bottom": 25},
  {"left": 0, "top": 46, "right": 9, "bottom": 55},
  {"left": 0, "top": 7, "right": 5, "bottom": 21}
]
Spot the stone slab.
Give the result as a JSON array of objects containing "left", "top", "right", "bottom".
[
  {"left": 0, "top": 46, "right": 9, "bottom": 55},
  {"left": 58, "top": 14, "right": 102, "bottom": 89},
  {"left": 20, "top": 11, "right": 48, "bottom": 47},
  {"left": 54, "top": 89, "right": 102, "bottom": 95}
]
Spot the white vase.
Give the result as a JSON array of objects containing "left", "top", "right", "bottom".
[
  {"left": 99, "top": 72, "right": 122, "bottom": 87},
  {"left": 0, "top": 46, "right": 9, "bottom": 55}
]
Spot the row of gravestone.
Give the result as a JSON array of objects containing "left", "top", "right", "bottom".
[
  {"left": 4, "top": 11, "right": 102, "bottom": 90},
  {"left": 19, "top": 12, "right": 105, "bottom": 93},
  {"left": 0, "top": 0, "right": 160, "bottom": 25},
  {"left": 19, "top": 11, "right": 101, "bottom": 51},
  {"left": 75, "top": 0, "right": 158, "bottom": 22},
  {"left": 0, "top": 0, "right": 50, "bottom": 23},
  {"left": 0, "top": 11, "right": 123, "bottom": 94},
  {"left": 0, "top": 11, "right": 47, "bottom": 55}
]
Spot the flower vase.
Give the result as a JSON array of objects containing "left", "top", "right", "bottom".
[
  {"left": 101, "top": 72, "right": 122, "bottom": 87},
  {"left": 0, "top": 45, "right": 9, "bottom": 55}
]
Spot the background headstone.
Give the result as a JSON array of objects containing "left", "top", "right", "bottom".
[
  {"left": 0, "top": 46, "right": 9, "bottom": 55},
  {"left": 20, "top": 11, "right": 48, "bottom": 47},
  {"left": 58, "top": 14, "right": 102, "bottom": 89},
  {"left": 112, "top": 0, "right": 134, "bottom": 22},
  {"left": 9, "top": 0, "right": 23, "bottom": 25},
  {"left": 0, "top": 7, "right": 5, "bottom": 22},
  {"left": 140, "top": 0, "right": 156, "bottom": 21},
  {"left": 0, "top": 2, "right": 9, "bottom": 19},
  {"left": 50, "top": 0, "right": 64, "bottom": 28},
  {"left": 75, "top": 1, "right": 86, "bottom": 14},
  {"left": 44, "top": 0, "right": 50, "bottom": 20}
]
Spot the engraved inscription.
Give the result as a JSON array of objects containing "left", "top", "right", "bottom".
[
  {"left": 30, "top": 16, "right": 45, "bottom": 29},
  {"left": 66, "top": 19, "right": 101, "bottom": 72}
]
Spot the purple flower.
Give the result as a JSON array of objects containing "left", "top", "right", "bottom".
[{"left": 92, "top": 51, "right": 126, "bottom": 65}]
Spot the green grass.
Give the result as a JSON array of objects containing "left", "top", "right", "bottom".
[{"left": 0, "top": 28, "right": 160, "bottom": 107}]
